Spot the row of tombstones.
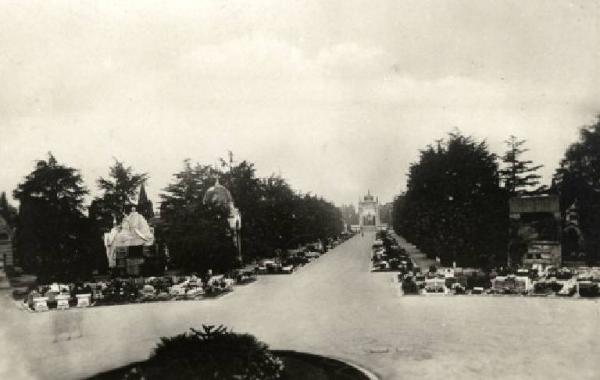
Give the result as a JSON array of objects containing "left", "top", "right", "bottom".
[{"left": 31, "top": 294, "right": 91, "bottom": 312}]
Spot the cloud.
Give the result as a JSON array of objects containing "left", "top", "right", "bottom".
[
  {"left": 1, "top": 1, "right": 599, "bottom": 207},
  {"left": 178, "top": 34, "right": 387, "bottom": 81}
]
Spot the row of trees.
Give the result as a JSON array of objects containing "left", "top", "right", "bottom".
[
  {"left": 394, "top": 116, "right": 600, "bottom": 267},
  {"left": 159, "top": 159, "right": 343, "bottom": 273},
  {"left": 6, "top": 154, "right": 343, "bottom": 281}
]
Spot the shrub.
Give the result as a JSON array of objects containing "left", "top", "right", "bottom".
[
  {"left": 402, "top": 278, "right": 419, "bottom": 294},
  {"left": 143, "top": 325, "right": 284, "bottom": 380}
]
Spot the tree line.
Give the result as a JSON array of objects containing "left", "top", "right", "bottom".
[
  {"left": 2, "top": 154, "right": 343, "bottom": 281},
  {"left": 393, "top": 116, "right": 600, "bottom": 267},
  {"left": 158, "top": 158, "right": 343, "bottom": 274}
]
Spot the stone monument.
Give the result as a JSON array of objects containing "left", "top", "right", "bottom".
[
  {"left": 104, "top": 205, "right": 155, "bottom": 275},
  {"left": 358, "top": 190, "right": 380, "bottom": 228},
  {"left": 203, "top": 178, "right": 242, "bottom": 263}
]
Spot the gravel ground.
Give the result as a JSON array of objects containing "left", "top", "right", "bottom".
[{"left": 1, "top": 232, "right": 599, "bottom": 380}]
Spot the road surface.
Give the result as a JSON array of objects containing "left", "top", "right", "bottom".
[{"left": 1, "top": 232, "right": 600, "bottom": 379}]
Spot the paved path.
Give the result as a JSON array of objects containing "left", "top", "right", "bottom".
[
  {"left": 390, "top": 232, "right": 437, "bottom": 270},
  {"left": 1, "top": 232, "right": 600, "bottom": 380}
]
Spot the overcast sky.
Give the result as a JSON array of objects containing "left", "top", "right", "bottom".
[{"left": 1, "top": 0, "right": 599, "bottom": 207}]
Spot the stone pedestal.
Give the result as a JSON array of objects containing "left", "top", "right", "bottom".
[
  {"left": 56, "top": 294, "right": 70, "bottom": 310},
  {"left": 76, "top": 294, "right": 91, "bottom": 308},
  {"left": 33, "top": 297, "right": 49, "bottom": 312}
]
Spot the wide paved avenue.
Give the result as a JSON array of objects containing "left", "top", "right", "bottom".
[{"left": 2, "top": 232, "right": 600, "bottom": 380}]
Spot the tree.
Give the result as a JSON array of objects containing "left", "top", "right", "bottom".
[
  {"left": 159, "top": 155, "right": 344, "bottom": 271},
  {"left": 160, "top": 161, "right": 236, "bottom": 273},
  {"left": 392, "top": 195, "right": 406, "bottom": 234},
  {"left": 553, "top": 115, "right": 600, "bottom": 263},
  {"left": 292, "top": 194, "right": 343, "bottom": 248},
  {"left": 87, "top": 160, "right": 149, "bottom": 273},
  {"left": 394, "top": 132, "right": 508, "bottom": 267},
  {"left": 13, "top": 153, "right": 92, "bottom": 281},
  {"left": 137, "top": 183, "right": 154, "bottom": 220},
  {"left": 119, "top": 325, "right": 283, "bottom": 380},
  {"left": 215, "top": 153, "right": 343, "bottom": 259},
  {"left": 0, "top": 191, "right": 18, "bottom": 228},
  {"left": 499, "top": 136, "right": 543, "bottom": 195},
  {"left": 339, "top": 204, "right": 359, "bottom": 227},
  {"left": 90, "top": 159, "right": 148, "bottom": 228},
  {"left": 257, "top": 175, "right": 298, "bottom": 253},
  {"left": 219, "top": 158, "right": 265, "bottom": 260}
]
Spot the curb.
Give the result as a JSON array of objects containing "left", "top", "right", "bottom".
[
  {"left": 273, "top": 350, "right": 381, "bottom": 380},
  {"left": 342, "top": 358, "right": 381, "bottom": 380}
]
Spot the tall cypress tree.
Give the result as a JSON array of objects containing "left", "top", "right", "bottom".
[{"left": 137, "top": 183, "right": 154, "bottom": 220}]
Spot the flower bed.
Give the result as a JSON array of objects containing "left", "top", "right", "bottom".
[{"left": 19, "top": 273, "right": 247, "bottom": 312}]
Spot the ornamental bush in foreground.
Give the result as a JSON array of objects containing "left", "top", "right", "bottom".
[{"left": 126, "top": 325, "right": 284, "bottom": 380}]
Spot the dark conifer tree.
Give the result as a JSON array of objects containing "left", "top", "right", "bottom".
[
  {"left": 13, "top": 153, "right": 92, "bottom": 281},
  {"left": 499, "top": 136, "right": 543, "bottom": 195},
  {"left": 137, "top": 183, "right": 154, "bottom": 220},
  {"left": 394, "top": 132, "right": 508, "bottom": 267},
  {"left": 91, "top": 159, "right": 148, "bottom": 227},
  {"left": 553, "top": 116, "right": 600, "bottom": 263},
  {"left": 160, "top": 161, "right": 235, "bottom": 273}
]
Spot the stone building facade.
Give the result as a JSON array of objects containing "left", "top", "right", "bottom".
[{"left": 358, "top": 191, "right": 380, "bottom": 228}]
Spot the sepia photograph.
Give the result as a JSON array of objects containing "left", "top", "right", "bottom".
[{"left": 1, "top": 1, "right": 599, "bottom": 379}]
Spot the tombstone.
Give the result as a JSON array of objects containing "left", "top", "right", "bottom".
[
  {"left": 33, "top": 297, "right": 49, "bottom": 312},
  {"left": 141, "top": 284, "right": 155, "bottom": 297},
  {"left": 92, "top": 285, "right": 104, "bottom": 301},
  {"left": 185, "top": 287, "right": 204, "bottom": 298},
  {"left": 76, "top": 294, "right": 91, "bottom": 308},
  {"left": 223, "top": 278, "right": 235, "bottom": 291},
  {"left": 56, "top": 294, "right": 70, "bottom": 310}
]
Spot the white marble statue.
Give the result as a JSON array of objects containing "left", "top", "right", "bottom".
[
  {"left": 103, "top": 207, "right": 154, "bottom": 268},
  {"left": 119, "top": 206, "right": 153, "bottom": 246}
]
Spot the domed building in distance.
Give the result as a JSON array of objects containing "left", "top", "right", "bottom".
[
  {"left": 358, "top": 190, "right": 380, "bottom": 228},
  {"left": 203, "top": 178, "right": 242, "bottom": 262},
  {"left": 203, "top": 178, "right": 235, "bottom": 209}
]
